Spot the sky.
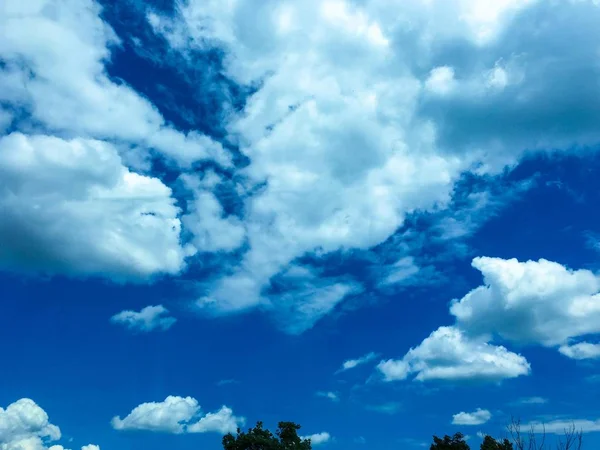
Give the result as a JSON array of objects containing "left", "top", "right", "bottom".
[{"left": 1, "top": 0, "right": 600, "bottom": 449}]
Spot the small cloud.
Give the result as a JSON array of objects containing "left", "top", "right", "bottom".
[
  {"left": 559, "top": 342, "right": 600, "bottom": 360},
  {"left": 354, "top": 436, "right": 366, "bottom": 444},
  {"left": 110, "top": 305, "right": 176, "bottom": 333},
  {"left": 399, "top": 438, "right": 428, "bottom": 447},
  {"left": 452, "top": 408, "right": 492, "bottom": 426},
  {"left": 316, "top": 391, "right": 339, "bottom": 402},
  {"left": 366, "top": 402, "right": 402, "bottom": 414},
  {"left": 338, "top": 352, "right": 378, "bottom": 373},
  {"left": 513, "top": 396, "right": 548, "bottom": 405},
  {"left": 425, "top": 66, "right": 457, "bottom": 95},
  {"left": 301, "top": 432, "right": 331, "bottom": 445},
  {"left": 216, "top": 379, "right": 239, "bottom": 387}
]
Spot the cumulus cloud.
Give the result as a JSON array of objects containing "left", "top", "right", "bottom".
[
  {"left": 142, "top": 0, "right": 600, "bottom": 331},
  {"left": 450, "top": 257, "right": 600, "bottom": 352},
  {"left": 379, "top": 255, "right": 600, "bottom": 382},
  {"left": 110, "top": 305, "right": 177, "bottom": 332},
  {"left": 187, "top": 406, "right": 244, "bottom": 434},
  {"left": 0, "top": 398, "right": 97, "bottom": 450},
  {"left": 378, "top": 326, "right": 530, "bottom": 382},
  {"left": 4, "top": 0, "right": 600, "bottom": 331},
  {"left": 0, "top": 0, "right": 229, "bottom": 168},
  {"left": 301, "top": 432, "right": 331, "bottom": 446},
  {"left": 0, "top": 133, "right": 189, "bottom": 279},
  {"left": 452, "top": 408, "right": 492, "bottom": 426},
  {"left": 111, "top": 396, "right": 243, "bottom": 434},
  {"left": 338, "top": 352, "right": 378, "bottom": 372}
]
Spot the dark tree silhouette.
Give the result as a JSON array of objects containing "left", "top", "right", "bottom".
[
  {"left": 430, "top": 432, "right": 471, "bottom": 450},
  {"left": 222, "top": 421, "right": 312, "bottom": 450},
  {"left": 480, "top": 435, "right": 513, "bottom": 450}
]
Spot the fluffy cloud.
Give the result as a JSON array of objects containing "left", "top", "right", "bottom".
[
  {"left": 187, "top": 406, "right": 244, "bottom": 434},
  {"left": 301, "top": 432, "right": 331, "bottom": 446},
  {"left": 0, "top": 133, "right": 189, "bottom": 279},
  {"left": 450, "top": 257, "right": 600, "bottom": 353},
  {"left": 0, "top": 398, "right": 97, "bottom": 450},
  {"left": 110, "top": 305, "right": 177, "bottom": 332},
  {"left": 0, "top": 0, "right": 228, "bottom": 168},
  {"left": 452, "top": 408, "right": 492, "bottom": 426},
  {"left": 111, "top": 396, "right": 243, "bottom": 434},
  {"left": 380, "top": 255, "right": 600, "bottom": 382},
  {"left": 378, "top": 326, "right": 530, "bottom": 382},
  {"left": 338, "top": 352, "right": 378, "bottom": 372},
  {"left": 145, "top": 0, "right": 600, "bottom": 330},
  {"left": 4, "top": 0, "right": 600, "bottom": 331}
]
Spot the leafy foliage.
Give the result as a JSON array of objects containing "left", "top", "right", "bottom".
[
  {"left": 222, "top": 421, "right": 312, "bottom": 450},
  {"left": 481, "top": 435, "right": 514, "bottom": 450},
  {"left": 430, "top": 432, "right": 471, "bottom": 450}
]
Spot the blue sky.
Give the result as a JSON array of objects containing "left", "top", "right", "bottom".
[{"left": 1, "top": 0, "right": 600, "bottom": 449}]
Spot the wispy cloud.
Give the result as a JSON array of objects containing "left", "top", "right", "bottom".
[
  {"left": 337, "top": 352, "right": 378, "bottom": 373},
  {"left": 366, "top": 402, "right": 402, "bottom": 415},
  {"left": 216, "top": 379, "right": 239, "bottom": 387},
  {"left": 316, "top": 391, "right": 339, "bottom": 402},
  {"left": 511, "top": 396, "right": 548, "bottom": 406}
]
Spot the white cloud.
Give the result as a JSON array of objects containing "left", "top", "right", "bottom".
[
  {"left": 339, "top": 352, "right": 378, "bottom": 372},
  {"left": 0, "top": 0, "right": 229, "bottom": 169},
  {"left": 187, "top": 406, "right": 244, "bottom": 434},
  {"left": 111, "top": 396, "right": 244, "bottom": 434},
  {"left": 528, "top": 418, "right": 600, "bottom": 435},
  {"left": 301, "top": 432, "right": 331, "bottom": 445},
  {"left": 450, "top": 257, "right": 600, "bottom": 349},
  {"left": 3, "top": 0, "right": 600, "bottom": 334},
  {"left": 378, "top": 326, "right": 530, "bottom": 382},
  {"left": 0, "top": 398, "right": 96, "bottom": 450},
  {"left": 316, "top": 392, "right": 339, "bottom": 402},
  {"left": 111, "top": 396, "right": 199, "bottom": 434},
  {"left": 146, "top": 0, "right": 600, "bottom": 331},
  {"left": 0, "top": 133, "right": 189, "bottom": 279},
  {"left": 380, "top": 255, "right": 600, "bottom": 381},
  {"left": 558, "top": 342, "right": 600, "bottom": 360},
  {"left": 425, "top": 66, "right": 456, "bottom": 96},
  {"left": 452, "top": 408, "right": 492, "bottom": 426},
  {"left": 110, "top": 305, "right": 177, "bottom": 332}
]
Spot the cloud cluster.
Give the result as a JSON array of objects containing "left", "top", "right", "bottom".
[
  {"left": 146, "top": 0, "right": 600, "bottom": 330},
  {"left": 110, "top": 305, "right": 177, "bottom": 332},
  {"left": 379, "top": 256, "right": 600, "bottom": 382},
  {"left": 111, "top": 396, "right": 244, "bottom": 435},
  {"left": 3, "top": 0, "right": 600, "bottom": 332},
  {"left": 0, "top": 398, "right": 98, "bottom": 450}
]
